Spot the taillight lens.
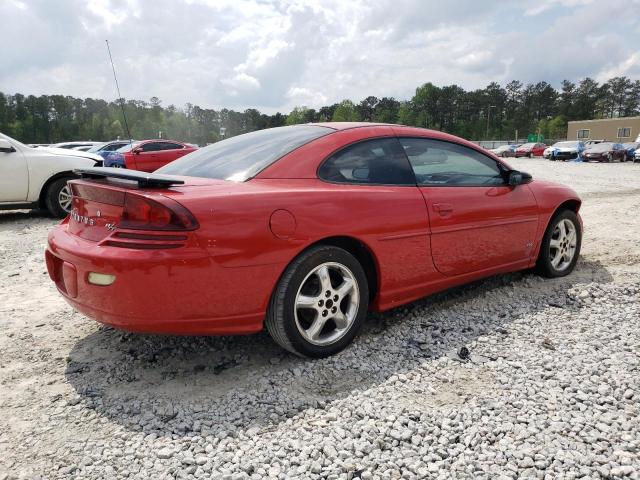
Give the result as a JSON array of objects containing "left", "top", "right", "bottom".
[{"left": 120, "top": 193, "right": 198, "bottom": 231}]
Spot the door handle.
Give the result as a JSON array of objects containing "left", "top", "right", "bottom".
[{"left": 433, "top": 203, "right": 453, "bottom": 215}]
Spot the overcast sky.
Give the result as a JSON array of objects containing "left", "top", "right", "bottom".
[{"left": 2, "top": 0, "right": 639, "bottom": 113}]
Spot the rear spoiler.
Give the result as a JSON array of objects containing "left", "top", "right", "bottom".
[{"left": 73, "top": 167, "right": 184, "bottom": 188}]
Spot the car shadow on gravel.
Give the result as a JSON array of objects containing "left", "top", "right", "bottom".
[
  {"left": 65, "top": 259, "right": 613, "bottom": 438},
  {"left": 0, "top": 209, "right": 51, "bottom": 227}
]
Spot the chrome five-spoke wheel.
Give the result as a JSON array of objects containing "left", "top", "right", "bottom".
[
  {"left": 266, "top": 245, "right": 369, "bottom": 358},
  {"left": 294, "top": 262, "right": 359, "bottom": 346},
  {"left": 549, "top": 218, "right": 577, "bottom": 272},
  {"left": 536, "top": 209, "right": 582, "bottom": 278}
]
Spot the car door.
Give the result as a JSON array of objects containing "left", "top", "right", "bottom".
[
  {"left": 0, "top": 137, "right": 28, "bottom": 202},
  {"left": 398, "top": 137, "right": 539, "bottom": 276},
  {"left": 133, "top": 141, "right": 162, "bottom": 172},
  {"left": 317, "top": 135, "right": 438, "bottom": 305},
  {"left": 156, "top": 142, "right": 187, "bottom": 169}
]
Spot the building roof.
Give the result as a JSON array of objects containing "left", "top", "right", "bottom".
[{"left": 568, "top": 116, "right": 640, "bottom": 124}]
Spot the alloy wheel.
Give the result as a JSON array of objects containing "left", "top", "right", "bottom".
[
  {"left": 294, "top": 262, "right": 360, "bottom": 346},
  {"left": 58, "top": 185, "right": 73, "bottom": 213},
  {"left": 549, "top": 219, "right": 577, "bottom": 272}
]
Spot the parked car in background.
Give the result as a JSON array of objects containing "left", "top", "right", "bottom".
[
  {"left": 101, "top": 140, "right": 197, "bottom": 171},
  {"left": 634, "top": 149, "right": 640, "bottom": 162},
  {"left": 543, "top": 141, "right": 585, "bottom": 161},
  {"left": 46, "top": 123, "right": 583, "bottom": 358},
  {"left": 0, "top": 132, "right": 101, "bottom": 217},
  {"left": 583, "top": 142, "right": 626, "bottom": 162},
  {"left": 622, "top": 142, "right": 639, "bottom": 162},
  {"left": 515, "top": 142, "right": 547, "bottom": 158},
  {"left": 50, "top": 141, "right": 101, "bottom": 150},
  {"left": 87, "top": 140, "right": 134, "bottom": 155},
  {"left": 584, "top": 139, "right": 606, "bottom": 148},
  {"left": 489, "top": 144, "right": 517, "bottom": 157}
]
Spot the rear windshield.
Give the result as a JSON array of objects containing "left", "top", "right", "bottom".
[{"left": 156, "top": 125, "right": 333, "bottom": 181}]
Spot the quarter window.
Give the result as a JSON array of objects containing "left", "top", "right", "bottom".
[
  {"left": 399, "top": 138, "right": 506, "bottom": 186},
  {"left": 577, "top": 129, "right": 590, "bottom": 139},
  {"left": 158, "top": 142, "right": 183, "bottom": 151},
  {"left": 318, "top": 138, "right": 415, "bottom": 185},
  {"left": 617, "top": 127, "right": 631, "bottom": 138}
]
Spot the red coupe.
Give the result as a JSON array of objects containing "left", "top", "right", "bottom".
[
  {"left": 103, "top": 140, "right": 197, "bottom": 172},
  {"left": 46, "top": 124, "right": 583, "bottom": 357},
  {"left": 515, "top": 142, "right": 547, "bottom": 158}
]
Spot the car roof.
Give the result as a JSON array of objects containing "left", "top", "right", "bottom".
[{"left": 309, "top": 122, "right": 396, "bottom": 130}]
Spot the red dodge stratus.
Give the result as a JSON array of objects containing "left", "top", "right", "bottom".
[{"left": 46, "top": 123, "right": 583, "bottom": 358}]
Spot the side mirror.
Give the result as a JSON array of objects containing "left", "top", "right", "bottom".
[
  {"left": 0, "top": 139, "right": 15, "bottom": 153},
  {"left": 507, "top": 170, "right": 532, "bottom": 186}
]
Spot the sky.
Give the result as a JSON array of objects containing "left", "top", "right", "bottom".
[{"left": 2, "top": 0, "right": 640, "bottom": 113}]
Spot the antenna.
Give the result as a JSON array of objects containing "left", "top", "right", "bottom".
[{"left": 106, "top": 40, "right": 132, "bottom": 143}]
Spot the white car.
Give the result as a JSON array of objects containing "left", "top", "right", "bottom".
[
  {"left": 0, "top": 132, "right": 102, "bottom": 217},
  {"left": 49, "top": 141, "right": 101, "bottom": 150}
]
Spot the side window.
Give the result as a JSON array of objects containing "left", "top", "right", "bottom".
[
  {"left": 318, "top": 138, "right": 415, "bottom": 185},
  {"left": 400, "top": 138, "right": 506, "bottom": 186},
  {"left": 159, "top": 142, "right": 183, "bottom": 151},
  {"left": 141, "top": 142, "right": 161, "bottom": 152}
]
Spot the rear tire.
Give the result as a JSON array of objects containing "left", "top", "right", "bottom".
[
  {"left": 536, "top": 209, "right": 582, "bottom": 278},
  {"left": 266, "top": 245, "right": 369, "bottom": 358},
  {"left": 44, "top": 177, "right": 74, "bottom": 218}
]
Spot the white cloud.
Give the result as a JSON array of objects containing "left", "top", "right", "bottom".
[{"left": 0, "top": 0, "right": 638, "bottom": 113}]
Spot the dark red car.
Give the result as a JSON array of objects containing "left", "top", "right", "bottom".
[
  {"left": 46, "top": 124, "right": 582, "bottom": 357},
  {"left": 515, "top": 142, "right": 547, "bottom": 158},
  {"left": 103, "top": 140, "right": 197, "bottom": 172},
  {"left": 582, "top": 142, "right": 626, "bottom": 162}
]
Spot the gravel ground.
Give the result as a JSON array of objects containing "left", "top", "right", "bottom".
[{"left": 1, "top": 158, "right": 639, "bottom": 480}]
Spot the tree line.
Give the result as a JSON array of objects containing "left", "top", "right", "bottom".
[{"left": 1, "top": 76, "right": 639, "bottom": 145}]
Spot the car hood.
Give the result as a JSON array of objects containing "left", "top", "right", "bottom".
[
  {"left": 39, "top": 146, "right": 102, "bottom": 162},
  {"left": 547, "top": 146, "right": 579, "bottom": 153}
]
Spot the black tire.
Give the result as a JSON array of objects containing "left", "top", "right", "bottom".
[
  {"left": 535, "top": 209, "right": 582, "bottom": 278},
  {"left": 44, "top": 177, "right": 74, "bottom": 218},
  {"left": 266, "top": 245, "right": 369, "bottom": 358}
]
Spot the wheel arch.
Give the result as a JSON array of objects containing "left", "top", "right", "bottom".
[
  {"left": 286, "top": 235, "right": 380, "bottom": 303},
  {"left": 37, "top": 171, "right": 77, "bottom": 209}
]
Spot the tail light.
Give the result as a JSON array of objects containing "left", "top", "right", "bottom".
[{"left": 120, "top": 193, "right": 198, "bottom": 231}]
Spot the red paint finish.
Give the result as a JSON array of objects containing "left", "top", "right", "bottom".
[
  {"left": 124, "top": 140, "right": 197, "bottom": 172},
  {"left": 46, "top": 124, "right": 582, "bottom": 335}
]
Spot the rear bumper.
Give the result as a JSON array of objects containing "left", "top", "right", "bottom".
[{"left": 46, "top": 225, "right": 280, "bottom": 335}]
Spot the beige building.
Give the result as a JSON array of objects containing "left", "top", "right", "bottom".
[{"left": 567, "top": 117, "right": 640, "bottom": 142}]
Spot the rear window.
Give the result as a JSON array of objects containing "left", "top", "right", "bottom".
[{"left": 156, "top": 125, "right": 333, "bottom": 181}]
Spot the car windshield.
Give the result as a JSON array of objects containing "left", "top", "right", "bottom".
[
  {"left": 553, "top": 141, "right": 579, "bottom": 148},
  {"left": 157, "top": 125, "right": 333, "bottom": 181},
  {"left": 116, "top": 141, "right": 141, "bottom": 153},
  {"left": 623, "top": 142, "right": 639, "bottom": 148},
  {"left": 588, "top": 143, "right": 614, "bottom": 151},
  {"left": 86, "top": 142, "right": 109, "bottom": 153}
]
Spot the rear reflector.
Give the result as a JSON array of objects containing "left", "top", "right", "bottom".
[{"left": 88, "top": 272, "right": 116, "bottom": 286}]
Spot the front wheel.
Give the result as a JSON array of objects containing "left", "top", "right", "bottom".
[
  {"left": 44, "top": 177, "right": 75, "bottom": 218},
  {"left": 536, "top": 210, "right": 582, "bottom": 278},
  {"left": 266, "top": 245, "right": 369, "bottom": 358}
]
